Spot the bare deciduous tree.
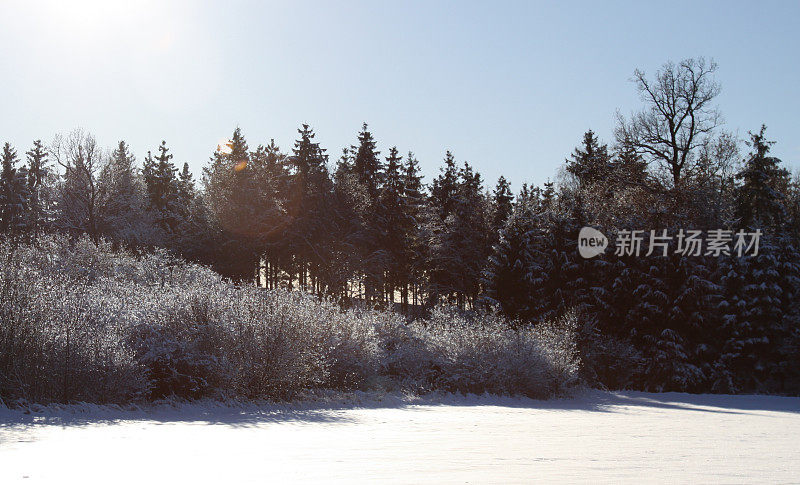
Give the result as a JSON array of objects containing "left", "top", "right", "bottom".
[
  {"left": 616, "top": 58, "right": 722, "bottom": 187},
  {"left": 51, "top": 129, "right": 102, "bottom": 240}
]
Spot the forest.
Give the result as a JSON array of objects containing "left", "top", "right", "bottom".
[{"left": 1, "top": 57, "right": 799, "bottom": 403}]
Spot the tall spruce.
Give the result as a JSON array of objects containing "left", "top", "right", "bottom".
[
  {"left": 97, "top": 140, "right": 150, "bottom": 245},
  {"left": 0, "top": 143, "right": 29, "bottom": 233},
  {"left": 25, "top": 139, "right": 49, "bottom": 234},
  {"left": 566, "top": 130, "right": 612, "bottom": 187},
  {"left": 735, "top": 125, "right": 790, "bottom": 230}
]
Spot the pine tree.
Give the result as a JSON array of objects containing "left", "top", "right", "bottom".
[
  {"left": 343, "top": 124, "right": 386, "bottom": 303},
  {"left": 400, "top": 152, "right": 426, "bottom": 307},
  {"left": 428, "top": 162, "right": 492, "bottom": 308},
  {"left": 541, "top": 180, "right": 555, "bottom": 209},
  {"left": 97, "top": 140, "right": 151, "bottom": 245},
  {"left": 285, "top": 124, "right": 333, "bottom": 291},
  {"left": 772, "top": 233, "right": 800, "bottom": 392},
  {"left": 203, "top": 128, "right": 262, "bottom": 281},
  {"left": 143, "top": 141, "right": 181, "bottom": 232},
  {"left": 351, "top": 123, "right": 382, "bottom": 199},
  {"left": 0, "top": 143, "right": 29, "bottom": 233},
  {"left": 735, "top": 125, "right": 790, "bottom": 230},
  {"left": 492, "top": 176, "right": 514, "bottom": 237},
  {"left": 330, "top": 147, "right": 365, "bottom": 298},
  {"left": 248, "top": 140, "right": 291, "bottom": 290},
  {"left": 613, "top": 132, "right": 648, "bottom": 186},
  {"left": 566, "top": 130, "right": 612, "bottom": 188},
  {"left": 483, "top": 203, "right": 534, "bottom": 321},
  {"left": 377, "top": 147, "right": 406, "bottom": 303},
  {"left": 177, "top": 162, "right": 194, "bottom": 212},
  {"left": 524, "top": 205, "right": 582, "bottom": 322},
  {"left": 25, "top": 139, "right": 50, "bottom": 234},
  {"left": 430, "top": 151, "right": 459, "bottom": 220}
]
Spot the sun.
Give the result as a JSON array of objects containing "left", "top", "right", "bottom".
[{"left": 43, "top": 0, "right": 146, "bottom": 32}]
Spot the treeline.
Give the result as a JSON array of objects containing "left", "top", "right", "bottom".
[
  {"left": 1, "top": 57, "right": 799, "bottom": 394},
  {"left": 0, "top": 122, "right": 504, "bottom": 310}
]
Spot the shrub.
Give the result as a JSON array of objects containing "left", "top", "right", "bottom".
[{"left": 0, "top": 235, "right": 582, "bottom": 405}]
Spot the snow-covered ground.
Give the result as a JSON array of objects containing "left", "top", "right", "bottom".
[{"left": 1, "top": 390, "right": 798, "bottom": 484}]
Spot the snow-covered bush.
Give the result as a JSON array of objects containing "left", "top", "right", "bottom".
[
  {"left": 0, "top": 235, "right": 583, "bottom": 405},
  {"left": 0, "top": 241, "right": 148, "bottom": 404},
  {"left": 379, "top": 308, "right": 581, "bottom": 398}
]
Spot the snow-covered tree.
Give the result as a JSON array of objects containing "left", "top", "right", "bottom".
[
  {"left": 0, "top": 142, "right": 30, "bottom": 233},
  {"left": 97, "top": 140, "right": 153, "bottom": 246},
  {"left": 566, "top": 130, "right": 612, "bottom": 188},
  {"left": 735, "top": 125, "right": 790, "bottom": 231},
  {"left": 51, "top": 129, "right": 103, "bottom": 239},
  {"left": 24, "top": 139, "right": 52, "bottom": 235}
]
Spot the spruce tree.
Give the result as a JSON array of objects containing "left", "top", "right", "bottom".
[
  {"left": 492, "top": 176, "right": 514, "bottom": 236},
  {"left": 97, "top": 140, "right": 151, "bottom": 245},
  {"left": 400, "top": 152, "right": 426, "bottom": 307},
  {"left": 143, "top": 141, "right": 181, "bottom": 232},
  {"left": 735, "top": 125, "right": 790, "bottom": 230},
  {"left": 0, "top": 143, "right": 29, "bottom": 233},
  {"left": 203, "top": 128, "right": 263, "bottom": 281},
  {"left": 613, "top": 132, "right": 648, "bottom": 186},
  {"left": 344, "top": 124, "right": 386, "bottom": 302},
  {"left": 430, "top": 151, "right": 459, "bottom": 220},
  {"left": 25, "top": 139, "right": 50, "bottom": 234},
  {"left": 483, "top": 204, "right": 534, "bottom": 321},
  {"left": 248, "top": 140, "right": 291, "bottom": 290},
  {"left": 286, "top": 124, "right": 333, "bottom": 291},
  {"left": 429, "top": 162, "right": 492, "bottom": 308},
  {"left": 377, "top": 147, "right": 407, "bottom": 303},
  {"left": 351, "top": 123, "right": 382, "bottom": 199},
  {"left": 566, "top": 130, "right": 612, "bottom": 188}
]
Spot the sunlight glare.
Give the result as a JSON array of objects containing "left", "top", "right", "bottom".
[{"left": 217, "top": 139, "right": 234, "bottom": 155}]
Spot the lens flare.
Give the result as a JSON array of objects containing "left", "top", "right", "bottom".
[{"left": 216, "top": 138, "right": 234, "bottom": 154}]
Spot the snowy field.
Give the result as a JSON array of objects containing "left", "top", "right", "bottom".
[{"left": 1, "top": 390, "right": 799, "bottom": 484}]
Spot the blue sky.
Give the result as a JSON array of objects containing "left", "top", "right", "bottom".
[{"left": 1, "top": 0, "right": 798, "bottom": 190}]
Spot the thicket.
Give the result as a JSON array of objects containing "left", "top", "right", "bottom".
[{"left": 0, "top": 236, "right": 580, "bottom": 405}]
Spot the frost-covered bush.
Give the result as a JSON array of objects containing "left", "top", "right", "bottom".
[
  {"left": 0, "top": 242, "right": 148, "bottom": 404},
  {"left": 0, "top": 235, "right": 583, "bottom": 405},
  {"left": 380, "top": 308, "right": 581, "bottom": 398}
]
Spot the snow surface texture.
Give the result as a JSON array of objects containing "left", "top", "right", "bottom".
[{"left": 1, "top": 390, "right": 799, "bottom": 484}]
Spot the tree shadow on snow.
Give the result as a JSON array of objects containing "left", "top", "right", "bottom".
[{"left": 1, "top": 389, "right": 798, "bottom": 437}]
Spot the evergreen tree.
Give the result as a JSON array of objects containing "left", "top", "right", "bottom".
[
  {"left": 430, "top": 151, "right": 459, "bottom": 219},
  {"left": 377, "top": 147, "right": 406, "bottom": 302},
  {"left": 541, "top": 180, "right": 555, "bottom": 209},
  {"left": 483, "top": 203, "right": 535, "bottom": 321},
  {"left": 566, "top": 130, "right": 612, "bottom": 188},
  {"left": 177, "top": 162, "right": 195, "bottom": 212},
  {"left": 343, "top": 124, "right": 386, "bottom": 303},
  {"left": 400, "top": 152, "right": 426, "bottom": 307},
  {"left": 350, "top": 123, "right": 382, "bottom": 198},
  {"left": 285, "top": 124, "right": 333, "bottom": 291},
  {"left": 0, "top": 143, "right": 29, "bottom": 233},
  {"left": 203, "top": 128, "right": 262, "bottom": 281},
  {"left": 25, "top": 139, "right": 50, "bottom": 234},
  {"left": 249, "top": 140, "right": 291, "bottom": 290},
  {"left": 330, "top": 147, "right": 365, "bottom": 298},
  {"left": 143, "top": 141, "right": 182, "bottom": 232},
  {"left": 613, "top": 132, "right": 649, "bottom": 186},
  {"left": 428, "top": 162, "right": 492, "bottom": 308},
  {"left": 735, "top": 125, "right": 790, "bottom": 230},
  {"left": 492, "top": 176, "right": 514, "bottom": 237},
  {"left": 97, "top": 140, "right": 151, "bottom": 245}
]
